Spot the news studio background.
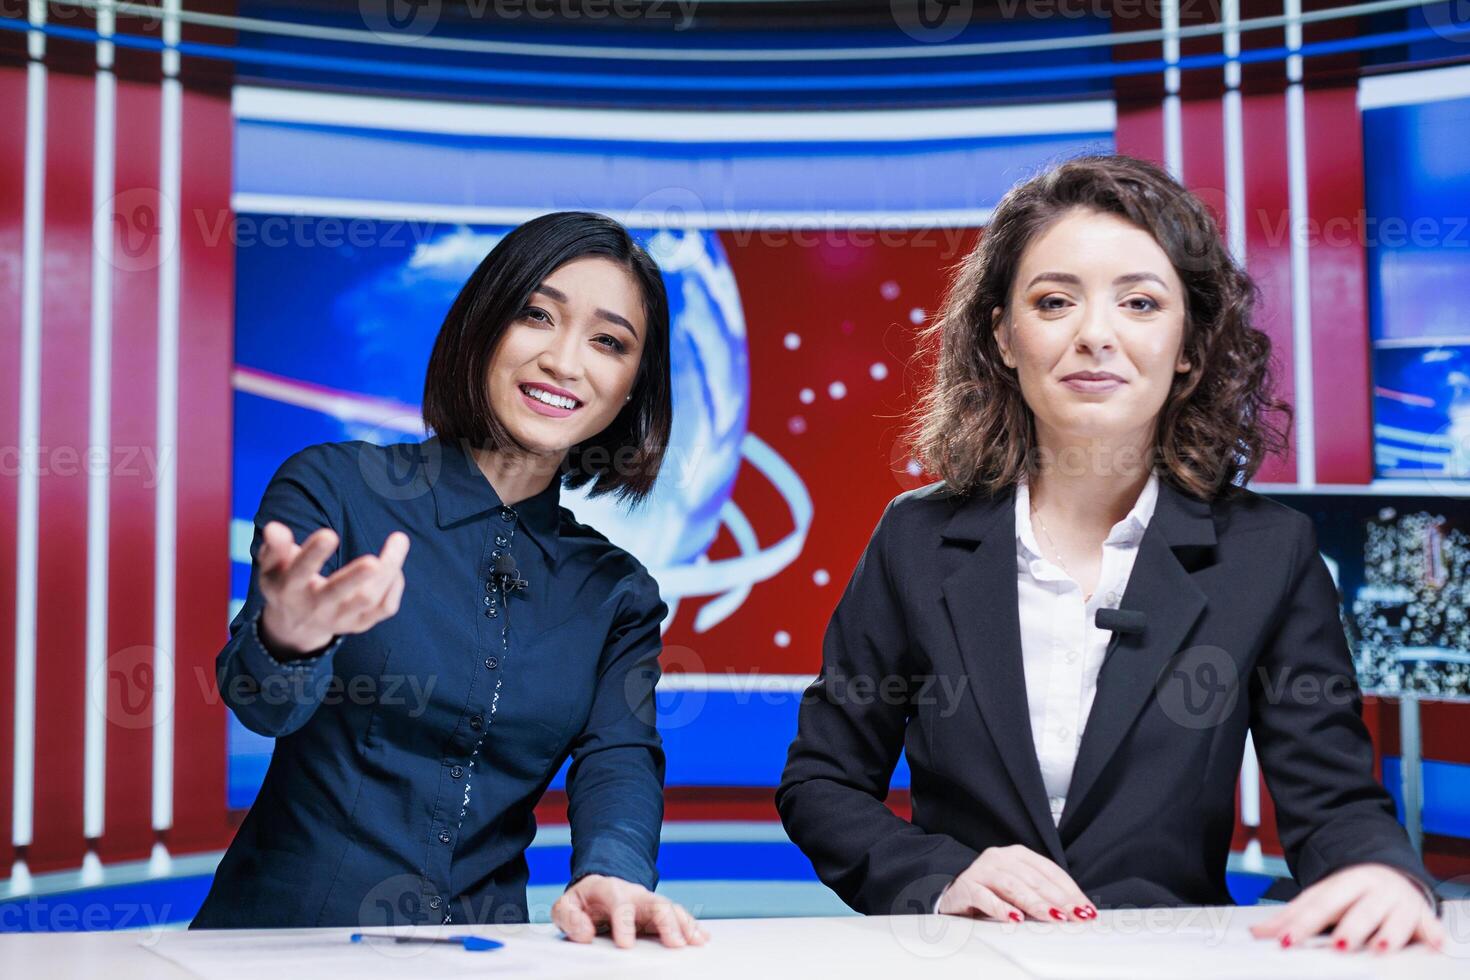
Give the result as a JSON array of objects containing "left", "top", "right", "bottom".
[{"left": 2, "top": 0, "right": 1469, "bottom": 935}]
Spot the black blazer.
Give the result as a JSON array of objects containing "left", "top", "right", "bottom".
[{"left": 777, "top": 477, "right": 1435, "bottom": 915}]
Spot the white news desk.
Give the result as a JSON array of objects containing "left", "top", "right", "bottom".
[{"left": 3, "top": 902, "right": 1468, "bottom": 979}]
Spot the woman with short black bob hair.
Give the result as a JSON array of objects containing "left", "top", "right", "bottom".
[
  {"left": 194, "top": 211, "right": 706, "bottom": 949},
  {"left": 779, "top": 156, "right": 1445, "bottom": 955},
  {"left": 422, "top": 211, "right": 672, "bottom": 503}
]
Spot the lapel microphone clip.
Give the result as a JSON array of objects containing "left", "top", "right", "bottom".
[
  {"left": 493, "top": 553, "right": 529, "bottom": 594},
  {"left": 1094, "top": 607, "right": 1147, "bottom": 636},
  {"left": 1095, "top": 606, "right": 1147, "bottom": 663}
]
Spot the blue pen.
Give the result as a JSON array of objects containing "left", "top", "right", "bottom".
[{"left": 350, "top": 932, "right": 503, "bottom": 951}]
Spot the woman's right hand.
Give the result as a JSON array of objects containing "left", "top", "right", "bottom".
[
  {"left": 937, "top": 844, "right": 1097, "bottom": 922},
  {"left": 256, "top": 521, "right": 411, "bottom": 659}
]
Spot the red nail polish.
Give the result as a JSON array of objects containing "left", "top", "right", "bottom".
[
  {"left": 1280, "top": 934, "right": 1293, "bottom": 948},
  {"left": 1334, "top": 939, "right": 1348, "bottom": 951},
  {"left": 1008, "top": 911, "right": 1023, "bottom": 922},
  {"left": 1375, "top": 939, "right": 1389, "bottom": 952},
  {"left": 1073, "top": 906, "right": 1090, "bottom": 919},
  {"left": 1049, "top": 908, "right": 1066, "bottom": 921}
]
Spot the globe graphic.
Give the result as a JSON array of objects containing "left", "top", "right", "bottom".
[
  {"left": 327, "top": 224, "right": 751, "bottom": 579},
  {"left": 566, "top": 229, "right": 750, "bottom": 571}
]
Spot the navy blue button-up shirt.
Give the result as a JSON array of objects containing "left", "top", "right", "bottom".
[{"left": 191, "top": 435, "right": 667, "bottom": 928}]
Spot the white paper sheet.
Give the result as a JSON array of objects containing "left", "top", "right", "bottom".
[
  {"left": 969, "top": 906, "right": 1377, "bottom": 980},
  {"left": 140, "top": 926, "right": 636, "bottom": 980}
]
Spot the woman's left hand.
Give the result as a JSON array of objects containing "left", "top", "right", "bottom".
[
  {"left": 553, "top": 874, "right": 709, "bottom": 949},
  {"left": 1248, "top": 862, "right": 1445, "bottom": 953}
]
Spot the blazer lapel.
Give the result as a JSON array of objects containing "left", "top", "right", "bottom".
[
  {"left": 1057, "top": 479, "right": 1217, "bottom": 838},
  {"left": 940, "top": 486, "right": 1069, "bottom": 868}
]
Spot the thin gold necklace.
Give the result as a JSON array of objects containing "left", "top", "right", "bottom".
[{"left": 1030, "top": 495, "right": 1094, "bottom": 602}]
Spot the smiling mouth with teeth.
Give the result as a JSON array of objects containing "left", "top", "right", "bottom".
[{"left": 520, "top": 384, "right": 582, "bottom": 410}]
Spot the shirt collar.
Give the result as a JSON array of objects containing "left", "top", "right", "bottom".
[
  {"left": 1014, "top": 468, "right": 1160, "bottom": 561},
  {"left": 427, "top": 435, "right": 561, "bottom": 566}
]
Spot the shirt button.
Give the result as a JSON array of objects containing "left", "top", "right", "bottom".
[
  {"left": 500, "top": 508, "right": 515, "bottom": 523},
  {"left": 485, "top": 580, "right": 495, "bottom": 592},
  {"left": 470, "top": 716, "right": 483, "bottom": 731},
  {"left": 483, "top": 595, "right": 493, "bottom": 606},
  {"left": 1057, "top": 727, "right": 1069, "bottom": 740},
  {"left": 438, "top": 831, "right": 451, "bottom": 844},
  {"left": 450, "top": 765, "right": 463, "bottom": 778},
  {"left": 495, "top": 535, "right": 508, "bottom": 546},
  {"left": 485, "top": 657, "right": 499, "bottom": 669},
  {"left": 484, "top": 608, "right": 497, "bottom": 618},
  {"left": 428, "top": 897, "right": 442, "bottom": 910},
  {"left": 1107, "top": 591, "right": 1118, "bottom": 604},
  {"left": 1065, "top": 651, "right": 1078, "bottom": 664}
]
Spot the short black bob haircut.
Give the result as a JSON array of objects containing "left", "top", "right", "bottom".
[{"left": 421, "top": 211, "right": 672, "bottom": 505}]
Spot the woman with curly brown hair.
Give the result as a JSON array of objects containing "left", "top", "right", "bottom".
[{"left": 778, "top": 155, "right": 1444, "bottom": 955}]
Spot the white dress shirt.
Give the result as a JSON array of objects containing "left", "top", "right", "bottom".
[
  {"left": 1014, "top": 468, "right": 1160, "bottom": 827},
  {"left": 934, "top": 471, "right": 1159, "bottom": 912}
]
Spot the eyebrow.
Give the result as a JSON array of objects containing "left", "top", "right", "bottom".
[
  {"left": 1024, "top": 271, "right": 1171, "bottom": 291},
  {"left": 533, "top": 284, "right": 641, "bottom": 341}
]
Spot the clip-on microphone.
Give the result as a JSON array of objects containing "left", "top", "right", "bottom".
[
  {"left": 1095, "top": 606, "right": 1147, "bottom": 663},
  {"left": 493, "top": 553, "right": 529, "bottom": 594},
  {"left": 1094, "top": 607, "right": 1147, "bottom": 636}
]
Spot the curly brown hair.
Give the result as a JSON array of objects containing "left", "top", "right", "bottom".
[{"left": 905, "top": 153, "right": 1292, "bottom": 502}]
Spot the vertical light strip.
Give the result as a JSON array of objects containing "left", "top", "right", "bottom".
[
  {"left": 12, "top": 0, "right": 48, "bottom": 892},
  {"left": 1285, "top": 0, "right": 1316, "bottom": 487},
  {"left": 1234, "top": 7, "right": 1258, "bottom": 846},
  {"left": 25, "top": 0, "right": 42, "bottom": 60},
  {"left": 1240, "top": 731, "right": 1261, "bottom": 829},
  {"left": 152, "top": 0, "right": 182, "bottom": 843},
  {"left": 1162, "top": 0, "right": 1183, "bottom": 179},
  {"left": 1400, "top": 696, "right": 1423, "bottom": 855},
  {"left": 1223, "top": 0, "right": 1258, "bottom": 842},
  {"left": 83, "top": 1, "right": 117, "bottom": 864},
  {"left": 1222, "top": 0, "right": 1247, "bottom": 267}
]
